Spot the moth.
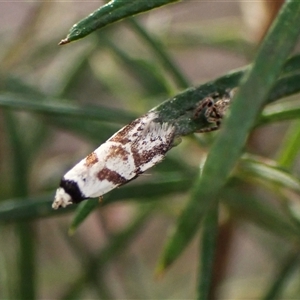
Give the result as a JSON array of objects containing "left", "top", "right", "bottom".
[
  {"left": 52, "top": 89, "right": 236, "bottom": 209},
  {"left": 52, "top": 112, "right": 175, "bottom": 209}
]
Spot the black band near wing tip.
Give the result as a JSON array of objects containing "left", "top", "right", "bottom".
[{"left": 60, "top": 179, "right": 86, "bottom": 204}]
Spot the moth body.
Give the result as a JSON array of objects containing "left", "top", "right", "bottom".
[{"left": 52, "top": 112, "right": 175, "bottom": 209}]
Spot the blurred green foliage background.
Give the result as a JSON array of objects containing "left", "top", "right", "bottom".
[{"left": 1, "top": 1, "right": 300, "bottom": 299}]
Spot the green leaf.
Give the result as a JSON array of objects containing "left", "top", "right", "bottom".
[
  {"left": 277, "top": 120, "right": 300, "bottom": 169},
  {"left": 237, "top": 154, "right": 300, "bottom": 193},
  {"left": 127, "top": 18, "right": 190, "bottom": 89},
  {"left": 262, "top": 252, "right": 300, "bottom": 300},
  {"left": 3, "top": 54, "right": 300, "bottom": 144},
  {"left": 268, "top": 73, "right": 300, "bottom": 104},
  {"left": 281, "top": 54, "right": 300, "bottom": 75},
  {"left": 68, "top": 172, "right": 192, "bottom": 231},
  {"left": 0, "top": 93, "right": 135, "bottom": 124},
  {"left": 197, "top": 206, "right": 218, "bottom": 300},
  {"left": 3, "top": 111, "right": 36, "bottom": 300},
  {"left": 104, "top": 172, "right": 192, "bottom": 205},
  {"left": 47, "top": 116, "right": 119, "bottom": 144},
  {"left": 260, "top": 96, "right": 300, "bottom": 125},
  {"left": 3, "top": 111, "right": 28, "bottom": 196},
  {"left": 0, "top": 194, "right": 73, "bottom": 222},
  {"left": 157, "top": 0, "right": 300, "bottom": 272},
  {"left": 236, "top": 154, "right": 300, "bottom": 230},
  {"left": 61, "top": 206, "right": 154, "bottom": 299},
  {"left": 223, "top": 186, "right": 299, "bottom": 240},
  {"left": 68, "top": 199, "right": 99, "bottom": 235},
  {"left": 152, "top": 55, "right": 300, "bottom": 137},
  {"left": 59, "top": 0, "right": 181, "bottom": 44},
  {"left": 100, "top": 34, "right": 171, "bottom": 96},
  {"left": 0, "top": 173, "right": 192, "bottom": 222},
  {"left": 165, "top": 19, "right": 256, "bottom": 59}
]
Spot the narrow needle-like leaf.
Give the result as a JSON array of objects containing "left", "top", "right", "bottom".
[
  {"left": 127, "top": 18, "right": 190, "bottom": 89},
  {"left": 262, "top": 252, "right": 300, "bottom": 300},
  {"left": 59, "top": 0, "right": 181, "bottom": 44},
  {"left": 276, "top": 121, "right": 300, "bottom": 169},
  {"left": 197, "top": 206, "right": 219, "bottom": 300},
  {"left": 157, "top": 0, "right": 300, "bottom": 272}
]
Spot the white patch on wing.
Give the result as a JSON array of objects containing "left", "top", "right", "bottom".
[{"left": 52, "top": 111, "right": 176, "bottom": 209}]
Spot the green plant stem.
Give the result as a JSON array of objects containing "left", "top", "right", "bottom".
[
  {"left": 277, "top": 120, "right": 300, "bottom": 168},
  {"left": 262, "top": 252, "right": 300, "bottom": 300},
  {"left": 197, "top": 205, "right": 218, "bottom": 300},
  {"left": 99, "top": 34, "right": 170, "bottom": 96},
  {"left": 157, "top": 0, "right": 300, "bottom": 272},
  {"left": 2, "top": 54, "right": 300, "bottom": 141},
  {"left": 59, "top": 226, "right": 114, "bottom": 299},
  {"left": 127, "top": 18, "right": 190, "bottom": 89},
  {"left": 61, "top": 207, "right": 152, "bottom": 299},
  {"left": 0, "top": 173, "right": 191, "bottom": 222},
  {"left": 223, "top": 186, "right": 300, "bottom": 240},
  {"left": 0, "top": 94, "right": 135, "bottom": 124},
  {"left": 60, "top": 0, "right": 181, "bottom": 44},
  {"left": 3, "top": 111, "right": 36, "bottom": 300},
  {"left": 17, "top": 223, "right": 36, "bottom": 299}
]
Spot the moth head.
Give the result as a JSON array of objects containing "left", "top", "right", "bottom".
[
  {"left": 52, "top": 179, "right": 86, "bottom": 209},
  {"left": 52, "top": 187, "right": 72, "bottom": 209}
]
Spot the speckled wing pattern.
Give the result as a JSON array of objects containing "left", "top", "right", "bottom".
[{"left": 52, "top": 112, "right": 176, "bottom": 209}]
